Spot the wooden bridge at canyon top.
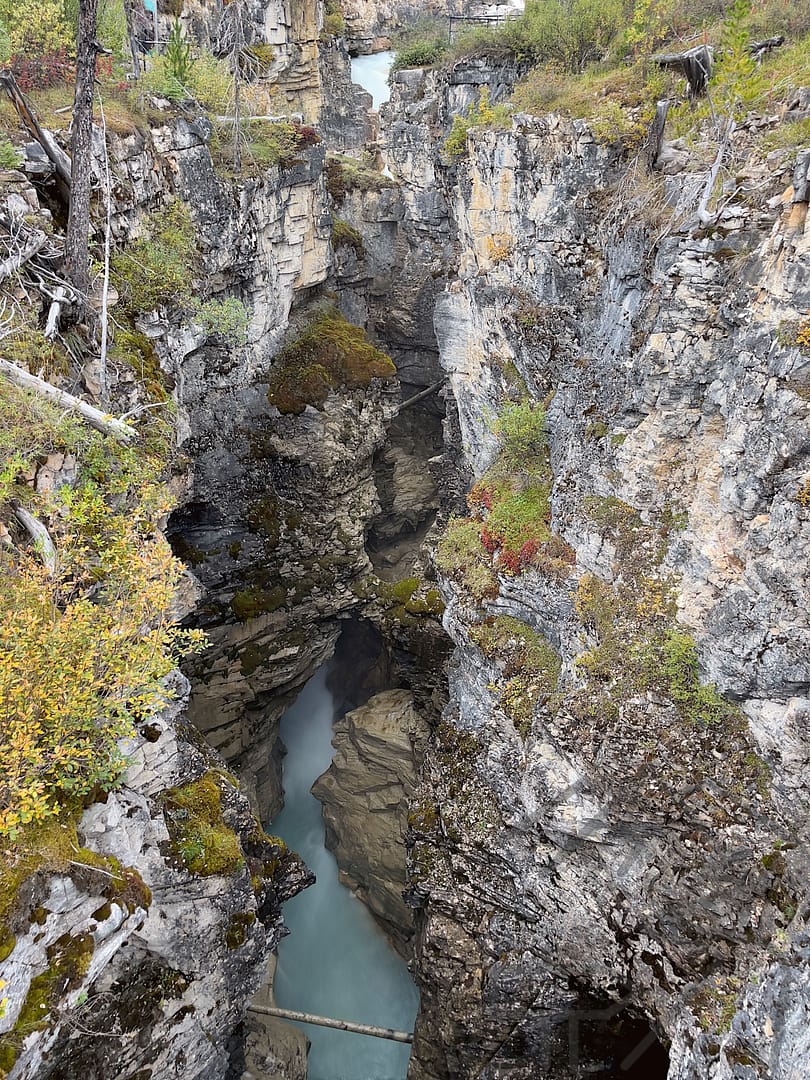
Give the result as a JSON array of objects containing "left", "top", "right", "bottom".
[{"left": 249, "top": 1004, "right": 414, "bottom": 1044}]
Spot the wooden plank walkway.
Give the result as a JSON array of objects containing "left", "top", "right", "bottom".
[{"left": 249, "top": 1004, "right": 414, "bottom": 1044}]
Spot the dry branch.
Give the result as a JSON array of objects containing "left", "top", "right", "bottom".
[
  {"left": 696, "top": 119, "right": 735, "bottom": 225},
  {"left": 0, "top": 226, "right": 48, "bottom": 282},
  {"left": 0, "top": 357, "right": 137, "bottom": 442},
  {"left": 0, "top": 71, "right": 72, "bottom": 204},
  {"left": 13, "top": 505, "right": 57, "bottom": 574}
]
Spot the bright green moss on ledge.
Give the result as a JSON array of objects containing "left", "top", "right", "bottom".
[
  {"left": 162, "top": 773, "right": 243, "bottom": 877},
  {"left": 230, "top": 585, "right": 286, "bottom": 622},
  {"left": 331, "top": 218, "right": 365, "bottom": 258},
  {"left": 267, "top": 308, "right": 396, "bottom": 415}
]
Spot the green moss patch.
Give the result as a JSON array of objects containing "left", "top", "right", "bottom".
[
  {"left": 0, "top": 811, "right": 149, "bottom": 944},
  {"left": 111, "top": 201, "right": 196, "bottom": 317},
  {"left": 331, "top": 218, "right": 365, "bottom": 258},
  {"left": 230, "top": 586, "right": 286, "bottom": 622},
  {"left": 224, "top": 911, "right": 256, "bottom": 949},
  {"left": 267, "top": 309, "right": 396, "bottom": 415},
  {"left": 324, "top": 153, "right": 396, "bottom": 203},
  {"left": 161, "top": 773, "right": 243, "bottom": 877},
  {"left": 472, "top": 616, "right": 561, "bottom": 736}
]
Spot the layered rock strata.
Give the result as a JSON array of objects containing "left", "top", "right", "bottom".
[{"left": 0, "top": 675, "right": 309, "bottom": 1080}]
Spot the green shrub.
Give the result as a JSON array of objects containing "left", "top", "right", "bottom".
[
  {"left": 435, "top": 516, "right": 498, "bottom": 600},
  {"left": 392, "top": 37, "right": 448, "bottom": 71},
  {"left": 0, "top": 0, "right": 72, "bottom": 57},
  {"left": 267, "top": 308, "right": 395, "bottom": 414},
  {"left": 165, "top": 18, "right": 194, "bottom": 85},
  {"left": 112, "top": 201, "right": 196, "bottom": 315},
  {"left": 324, "top": 153, "right": 396, "bottom": 202},
  {"left": 0, "top": 20, "right": 10, "bottom": 64},
  {"left": 323, "top": 0, "right": 345, "bottom": 36},
  {"left": 494, "top": 398, "right": 547, "bottom": 471},
  {"left": 97, "top": 0, "right": 128, "bottom": 59},
  {"left": 449, "top": 0, "right": 625, "bottom": 72},
  {"left": 0, "top": 134, "right": 17, "bottom": 169},
  {"left": 186, "top": 51, "right": 233, "bottom": 111},
  {"left": 194, "top": 297, "right": 249, "bottom": 345},
  {"left": 444, "top": 87, "right": 512, "bottom": 160}
]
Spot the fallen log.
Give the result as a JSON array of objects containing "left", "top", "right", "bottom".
[
  {"left": 0, "top": 357, "right": 137, "bottom": 442},
  {"left": 394, "top": 379, "right": 445, "bottom": 416},
  {"left": 248, "top": 1005, "right": 413, "bottom": 1044},
  {"left": 13, "top": 505, "right": 57, "bottom": 574}
]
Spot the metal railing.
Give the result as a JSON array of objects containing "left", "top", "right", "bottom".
[{"left": 448, "top": 10, "right": 521, "bottom": 42}]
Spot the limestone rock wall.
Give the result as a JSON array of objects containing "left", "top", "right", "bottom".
[{"left": 383, "top": 64, "right": 810, "bottom": 1079}]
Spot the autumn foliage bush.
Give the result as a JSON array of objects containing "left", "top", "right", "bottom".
[
  {"left": 0, "top": 502, "right": 205, "bottom": 837},
  {"left": 0, "top": 384, "right": 205, "bottom": 839}
]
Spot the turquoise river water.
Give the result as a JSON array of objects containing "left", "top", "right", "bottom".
[{"left": 350, "top": 51, "right": 395, "bottom": 110}]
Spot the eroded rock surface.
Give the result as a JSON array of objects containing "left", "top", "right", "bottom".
[
  {"left": 312, "top": 689, "right": 430, "bottom": 949},
  {"left": 0, "top": 674, "right": 310, "bottom": 1080}
]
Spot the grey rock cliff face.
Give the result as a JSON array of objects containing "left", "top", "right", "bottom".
[{"left": 381, "top": 64, "right": 810, "bottom": 1079}]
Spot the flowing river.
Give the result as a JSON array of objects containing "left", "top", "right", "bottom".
[
  {"left": 350, "top": 51, "right": 395, "bottom": 110},
  {"left": 271, "top": 666, "right": 419, "bottom": 1080}
]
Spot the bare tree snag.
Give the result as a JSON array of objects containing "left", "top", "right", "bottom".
[
  {"left": 0, "top": 72, "right": 72, "bottom": 204},
  {"left": 0, "top": 358, "right": 137, "bottom": 442},
  {"left": 655, "top": 44, "right": 714, "bottom": 97},
  {"left": 13, "top": 506, "right": 58, "bottom": 575},
  {"left": 65, "top": 0, "right": 100, "bottom": 303},
  {"left": 123, "top": 0, "right": 141, "bottom": 79},
  {"left": 696, "top": 119, "right": 735, "bottom": 225},
  {"left": 44, "top": 287, "right": 69, "bottom": 340},
  {"left": 645, "top": 99, "right": 671, "bottom": 172}
]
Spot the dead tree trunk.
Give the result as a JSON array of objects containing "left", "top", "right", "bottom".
[
  {"left": 64, "top": 0, "right": 100, "bottom": 305},
  {"left": 0, "top": 357, "right": 137, "bottom": 441},
  {"left": 645, "top": 99, "right": 670, "bottom": 172},
  {"left": 123, "top": 0, "right": 141, "bottom": 79},
  {"left": 654, "top": 44, "right": 714, "bottom": 97}
]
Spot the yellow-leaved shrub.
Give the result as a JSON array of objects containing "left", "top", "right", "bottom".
[{"left": 0, "top": 515, "right": 205, "bottom": 837}]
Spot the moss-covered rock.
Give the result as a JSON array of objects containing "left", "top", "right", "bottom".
[
  {"left": 161, "top": 774, "right": 243, "bottom": 877},
  {"left": 267, "top": 308, "right": 396, "bottom": 415}
]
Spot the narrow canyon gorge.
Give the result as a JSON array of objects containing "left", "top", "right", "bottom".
[{"left": 0, "top": 1, "right": 809, "bottom": 1079}]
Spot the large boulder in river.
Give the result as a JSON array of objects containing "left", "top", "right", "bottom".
[{"left": 312, "top": 689, "right": 429, "bottom": 951}]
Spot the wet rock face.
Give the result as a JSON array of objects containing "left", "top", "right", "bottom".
[
  {"left": 382, "top": 63, "right": 810, "bottom": 1080},
  {"left": 0, "top": 675, "right": 310, "bottom": 1080},
  {"left": 312, "top": 689, "right": 430, "bottom": 949}
]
